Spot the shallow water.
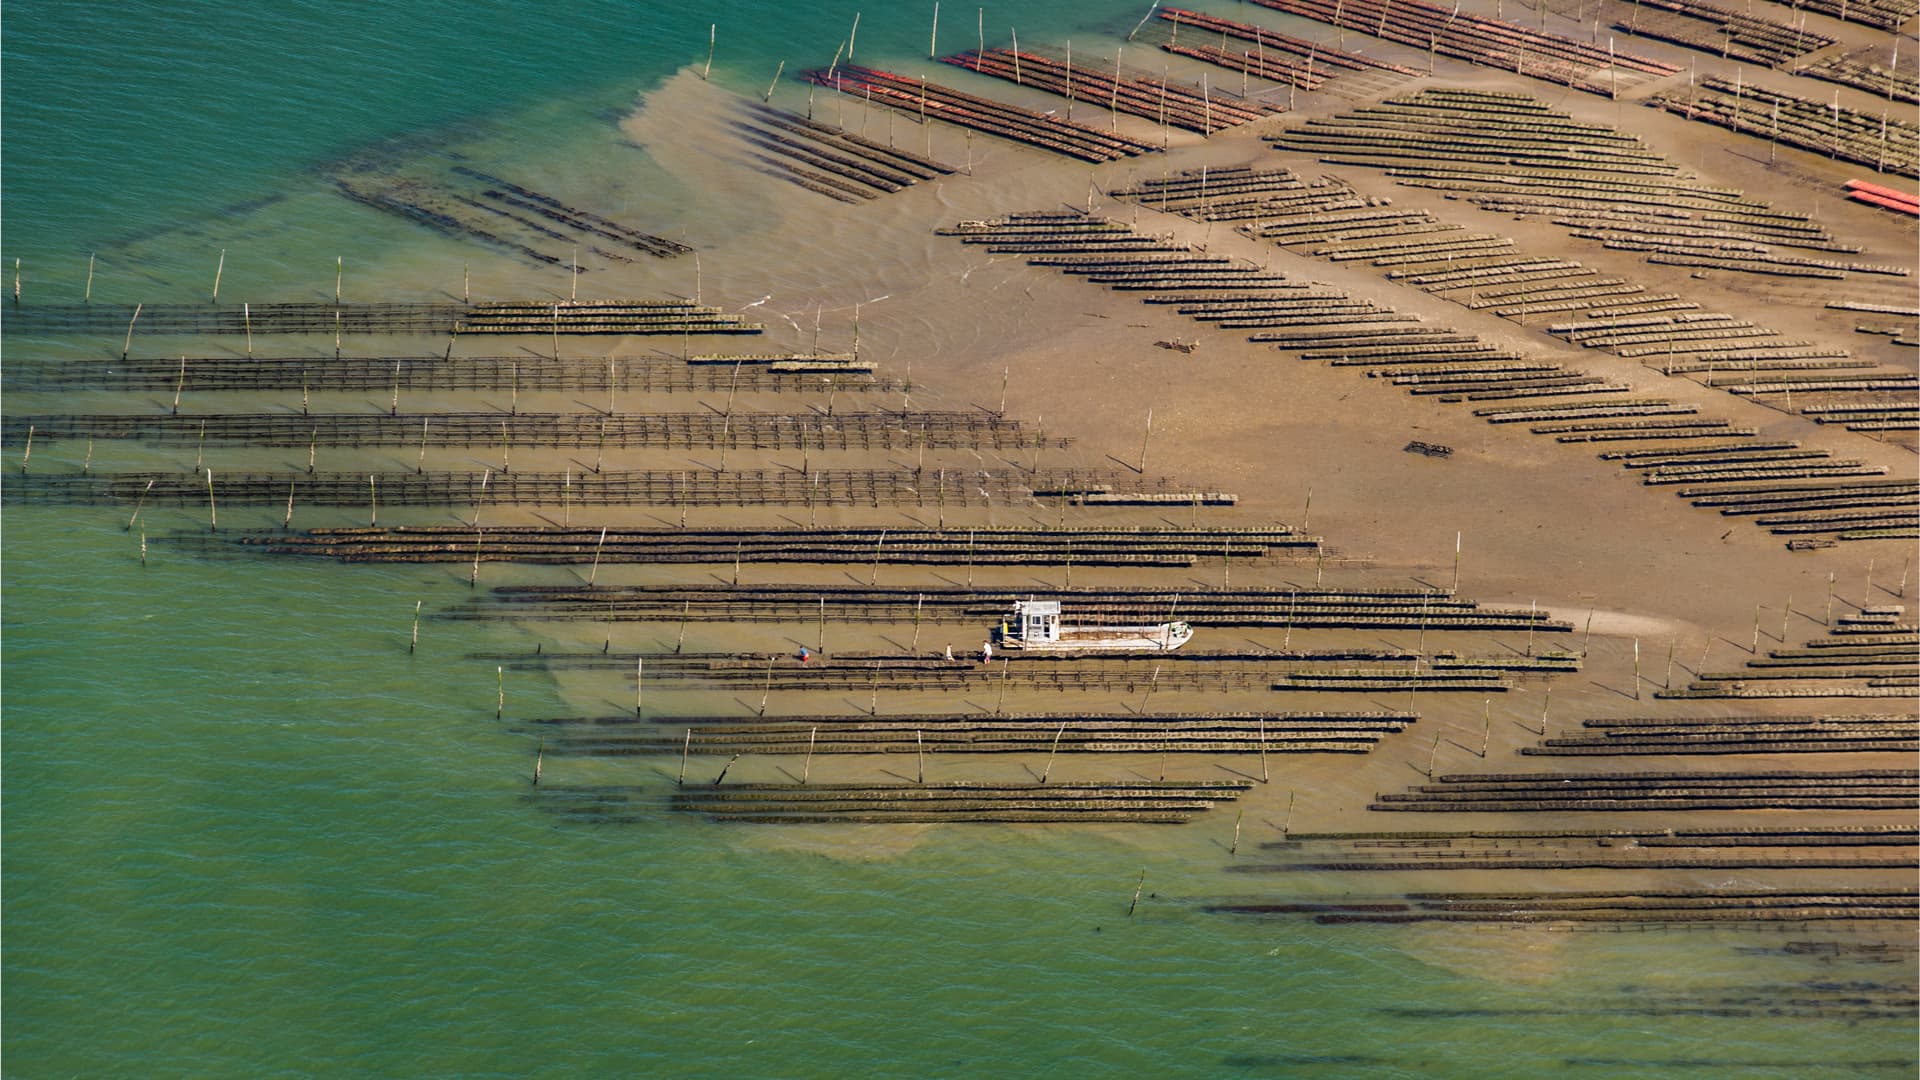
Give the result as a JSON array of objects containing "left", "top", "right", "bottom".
[{"left": 5, "top": 2, "right": 1915, "bottom": 1076}]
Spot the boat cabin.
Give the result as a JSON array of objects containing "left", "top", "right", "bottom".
[{"left": 1010, "top": 599, "right": 1061, "bottom": 645}]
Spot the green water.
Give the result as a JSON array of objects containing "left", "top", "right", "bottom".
[{"left": 4, "top": 3, "right": 1914, "bottom": 1076}]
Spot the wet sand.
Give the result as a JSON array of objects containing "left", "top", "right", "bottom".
[{"left": 578, "top": 42, "right": 1918, "bottom": 901}]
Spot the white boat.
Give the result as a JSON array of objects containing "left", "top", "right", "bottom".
[{"left": 995, "top": 599, "right": 1193, "bottom": 652}]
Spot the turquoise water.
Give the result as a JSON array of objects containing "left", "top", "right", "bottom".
[{"left": 5, "top": 3, "right": 1914, "bottom": 1076}]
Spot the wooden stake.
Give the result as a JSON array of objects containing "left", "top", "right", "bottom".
[
  {"left": 1827, "top": 571, "right": 1835, "bottom": 625},
  {"left": 704, "top": 23, "right": 715, "bottom": 79},
  {"left": 18, "top": 425, "right": 31, "bottom": 474},
  {"left": 995, "top": 656, "right": 1010, "bottom": 716},
  {"left": 123, "top": 302, "right": 142, "bottom": 361},
  {"left": 533, "top": 741, "right": 543, "bottom": 786},
  {"left": 127, "top": 477, "right": 154, "bottom": 531},
  {"left": 1632, "top": 637, "right": 1640, "bottom": 699},
  {"left": 140, "top": 527, "right": 147, "bottom": 567},
  {"left": 212, "top": 249, "right": 225, "bottom": 304},
  {"left": 760, "top": 655, "right": 774, "bottom": 716},
  {"left": 1137, "top": 408, "right": 1153, "bottom": 473},
  {"left": 803, "top": 726, "right": 818, "bottom": 784},
  {"left": 1481, "top": 697, "right": 1491, "bottom": 757},
  {"left": 1127, "top": 868, "right": 1146, "bottom": 917},
  {"left": 1258, "top": 716, "right": 1269, "bottom": 781},
  {"left": 1282, "top": 788, "right": 1296, "bottom": 836},
  {"left": 678, "top": 729, "right": 691, "bottom": 786},
  {"left": 335, "top": 256, "right": 342, "bottom": 303},
  {"left": 1230, "top": 807, "right": 1244, "bottom": 856},
  {"left": 496, "top": 665, "right": 504, "bottom": 718},
  {"left": 911, "top": 593, "right": 925, "bottom": 653},
  {"left": 1451, "top": 531, "right": 1461, "bottom": 593},
  {"left": 1417, "top": 596, "right": 1429, "bottom": 661},
  {"left": 1426, "top": 731, "right": 1441, "bottom": 778},
  {"left": 1751, "top": 603, "right": 1761, "bottom": 654},
  {"left": 1526, "top": 599, "right": 1537, "bottom": 656},
  {"left": 1128, "top": 1, "right": 1160, "bottom": 40},
  {"left": 1140, "top": 664, "right": 1162, "bottom": 713},
  {"left": 1042, "top": 723, "right": 1066, "bottom": 784},
  {"left": 589, "top": 525, "right": 608, "bottom": 586},
  {"left": 1664, "top": 636, "right": 1676, "bottom": 688},
  {"left": 85, "top": 253, "right": 95, "bottom": 303},
  {"left": 1782, "top": 595, "right": 1792, "bottom": 642},
  {"left": 1302, "top": 486, "right": 1313, "bottom": 531},
  {"left": 1012, "top": 28, "right": 1022, "bottom": 83},
  {"left": 369, "top": 473, "right": 377, "bottom": 527},
  {"left": 712, "top": 753, "right": 741, "bottom": 786},
  {"left": 205, "top": 468, "right": 218, "bottom": 531},
  {"left": 636, "top": 657, "right": 645, "bottom": 716},
  {"left": 764, "top": 60, "right": 784, "bottom": 103},
  {"left": 916, "top": 728, "right": 927, "bottom": 783},
  {"left": 410, "top": 600, "right": 422, "bottom": 654}
]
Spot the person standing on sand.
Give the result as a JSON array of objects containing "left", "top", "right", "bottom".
[
  {"left": 944, "top": 643, "right": 954, "bottom": 661},
  {"left": 981, "top": 639, "right": 993, "bottom": 665}
]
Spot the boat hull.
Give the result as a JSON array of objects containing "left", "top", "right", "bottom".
[{"left": 1001, "top": 623, "right": 1194, "bottom": 652}]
